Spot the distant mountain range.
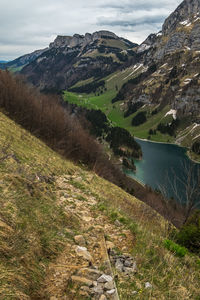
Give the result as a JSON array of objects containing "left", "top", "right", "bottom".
[{"left": 1, "top": 0, "right": 200, "bottom": 158}]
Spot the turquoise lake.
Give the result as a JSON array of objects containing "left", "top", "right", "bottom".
[{"left": 125, "top": 139, "right": 200, "bottom": 205}]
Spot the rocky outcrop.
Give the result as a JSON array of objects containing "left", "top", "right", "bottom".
[
  {"left": 162, "top": 0, "right": 200, "bottom": 35},
  {"left": 113, "top": 0, "right": 200, "bottom": 146},
  {"left": 49, "top": 31, "right": 118, "bottom": 49},
  {"left": 138, "top": 0, "right": 200, "bottom": 60}
]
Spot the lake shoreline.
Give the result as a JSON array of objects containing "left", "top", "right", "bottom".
[{"left": 134, "top": 136, "right": 200, "bottom": 164}]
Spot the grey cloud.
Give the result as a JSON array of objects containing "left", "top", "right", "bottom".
[
  {"left": 97, "top": 16, "right": 165, "bottom": 27},
  {"left": 0, "top": 0, "right": 183, "bottom": 60},
  {"left": 97, "top": 0, "right": 182, "bottom": 12}
]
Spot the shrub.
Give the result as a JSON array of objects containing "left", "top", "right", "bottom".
[
  {"left": 132, "top": 111, "right": 147, "bottom": 126},
  {"left": 128, "top": 222, "right": 138, "bottom": 234},
  {"left": 176, "top": 211, "right": 200, "bottom": 254},
  {"left": 163, "top": 239, "right": 188, "bottom": 257},
  {"left": 157, "top": 119, "right": 179, "bottom": 136},
  {"left": 110, "top": 211, "right": 119, "bottom": 222},
  {"left": 124, "top": 101, "right": 143, "bottom": 118}
]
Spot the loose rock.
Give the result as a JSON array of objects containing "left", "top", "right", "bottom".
[
  {"left": 132, "top": 291, "right": 138, "bottom": 295},
  {"left": 75, "top": 246, "right": 92, "bottom": 261},
  {"left": 104, "top": 281, "right": 114, "bottom": 290},
  {"left": 97, "top": 274, "right": 113, "bottom": 283},
  {"left": 92, "top": 285, "right": 104, "bottom": 295},
  {"left": 114, "top": 220, "right": 121, "bottom": 227},
  {"left": 115, "top": 259, "right": 124, "bottom": 272},
  {"left": 106, "top": 289, "right": 116, "bottom": 295},
  {"left": 145, "top": 282, "right": 152, "bottom": 289}
]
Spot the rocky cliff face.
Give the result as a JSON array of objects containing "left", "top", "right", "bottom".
[
  {"left": 49, "top": 31, "right": 118, "bottom": 49},
  {"left": 138, "top": 0, "right": 200, "bottom": 60},
  {"left": 162, "top": 0, "right": 200, "bottom": 35},
  {"left": 112, "top": 0, "right": 200, "bottom": 146}
]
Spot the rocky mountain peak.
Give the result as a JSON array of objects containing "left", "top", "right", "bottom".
[
  {"left": 49, "top": 30, "right": 119, "bottom": 49},
  {"left": 162, "top": 0, "right": 200, "bottom": 35}
]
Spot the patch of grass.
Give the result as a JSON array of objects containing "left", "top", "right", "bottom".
[
  {"left": 109, "top": 211, "right": 119, "bottom": 222},
  {"left": 0, "top": 112, "right": 79, "bottom": 298},
  {"left": 63, "top": 89, "right": 175, "bottom": 143},
  {"left": 163, "top": 239, "right": 188, "bottom": 257},
  {"left": 77, "top": 195, "right": 88, "bottom": 202},
  {"left": 128, "top": 222, "right": 138, "bottom": 235}
]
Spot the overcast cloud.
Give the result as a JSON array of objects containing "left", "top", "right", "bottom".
[{"left": 0, "top": 0, "right": 182, "bottom": 60}]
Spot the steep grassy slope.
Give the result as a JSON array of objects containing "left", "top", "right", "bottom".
[{"left": 0, "top": 111, "right": 200, "bottom": 299}]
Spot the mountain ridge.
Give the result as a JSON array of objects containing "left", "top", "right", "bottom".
[{"left": 19, "top": 30, "right": 138, "bottom": 92}]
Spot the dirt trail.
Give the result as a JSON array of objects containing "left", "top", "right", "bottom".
[{"left": 42, "top": 174, "right": 136, "bottom": 300}]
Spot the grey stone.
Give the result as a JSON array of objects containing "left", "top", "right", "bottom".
[
  {"left": 115, "top": 259, "right": 124, "bottom": 272},
  {"left": 93, "top": 286, "right": 104, "bottom": 295},
  {"left": 114, "top": 220, "right": 121, "bottom": 227},
  {"left": 78, "top": 268, "right": 101, "bottom": 281},
  {"left": 104, "top": 281, "right": 114, "bottom": 290},
  {"left": 75, "top": 246, "right": 92, "bottom": 261},
  {"left": 132, "top": 291, "right": 138, "bottom": 295},
  {"left": 124, "top": 259, "right": 133, "bottom": 267},
  {"left": 145, "top": 282, "right": 152, "bottom": 289},
  {"left": 106, "top": 289, "right": 116, "bottom": 295},
  {"left": 97, "top": 274, "right": 113, "bottom": 283}
]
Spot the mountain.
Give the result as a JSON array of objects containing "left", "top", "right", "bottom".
[
  {"left": 21, "top": 31, "right": 138, "bottom": 92},
  {"left": 0, "top": 48, "right": 48, "bottom": 72},
  {"left": 113, "top": 0, "right": 200, "bottom": 153},
  {"left": 69, "top": 0, "right": 199, "bottom": 158},
  {"left": 3, "top": 0, "right": 200, "bottom": 158}
]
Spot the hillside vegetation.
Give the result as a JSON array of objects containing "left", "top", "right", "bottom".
[
  {"left": 1, "top": 70, "right": 188, "bottom": 227},
  {"left": 0, "top": 103, "right": 200, "bottom": 299}
]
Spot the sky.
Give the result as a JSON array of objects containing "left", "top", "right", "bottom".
[{"left": 0, "top": 0, "right": 183, "bottom": 61}]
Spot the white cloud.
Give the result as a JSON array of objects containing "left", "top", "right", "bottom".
[{"left": 0, "top": 0, "right": 183, "bottom": 60}]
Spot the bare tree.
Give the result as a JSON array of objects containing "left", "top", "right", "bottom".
[{"left": 159, "top": 161, "right": 200, "bottom": 225}]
